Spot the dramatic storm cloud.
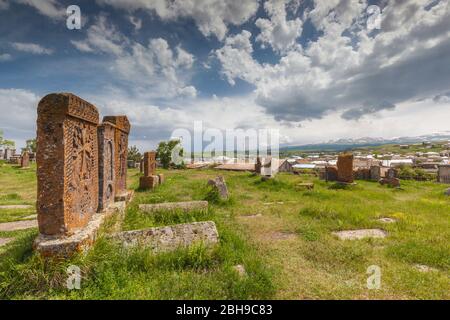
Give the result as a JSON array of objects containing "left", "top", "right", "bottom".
[{"left": 0, "top": 0, "right": 449, "bottom": 149}]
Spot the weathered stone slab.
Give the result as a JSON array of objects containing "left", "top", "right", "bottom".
[
  {"left": 111, "top": 221, "right": 219, "bottom": 252},
  {"left": 325, "top": 166, "right": 338, "bottom": 181},
  {"left": 370, "top": 166, "right": 381, "bottom": 181},
  {"left": 34, "top": 201, "right": 126, "bottom": 258},
  {"left": 20, "top": 151, "right": 30, "bottom": 168},
  {"left": 207, "top": 176, "right": 229, "bottom": 200},
  {"left": 332, "top": 229, "right": 387, "bottom": 240},
  {"left": 445, "top": 188, "right": 450, "bottom": 196},
  {"left": 414, "top": 264, "right": 438, "bottom": 273},
  {"left": 437, "top": 165, "right": 450, "bottom": 184},
  {"left": 337, "top": 153, "right": 354, "bottom": 183},
  {"left": 296, "top": 183, "right": 314, "bottom": 190},
  {"left": 387, "top": 168, "right": 398, "bottom": 179},
  {"left": 0, "top": 237, "right": 14, "bottom": 247},
  {"left": 139, "top": 201, "right": 208, "bottom": 213},
  {"left": 377, "top": 217, "right": 396, "bottom": 223},
  {"left": 98, "top": 121, "right": 115, "bottom": 212},
  {"left": 37, "top": 93, "right": 99, "bottom": 236},
  {"left": 158, "top": 173, "right": 165, "bottom": 185},
  {"left": 102, "top": 116, "right": 130, "bottom": 197},
  {"left": 139, "top": 175, "right": 159, "bottom": 190},
  {"left": 0, "top": 219, "right": 38, "bottom": 232},
  {"left": 379, "top": 177, "right": 400, "bottom": 188},
  {"left": 114, "top": 190, "right": 134, "bottom": 203},
  {"left": 0, "top": 205, "right": 33, "bottom": 210}
]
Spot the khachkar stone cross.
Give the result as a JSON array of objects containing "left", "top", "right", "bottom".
[
  {"left": 98, "top": 121, "right": 115, "bottom": 212},
  {"left": 36, "top": 93, "right": 99, "bottom": 236},
  {"left": 102, "top": 115, "right": 131, "bottom": 200},
  {"left": 337, "top": 153, "right": 354, "bottom": 184},
  {"left": 139, "top": 151, "right": 163, "bottom": 189}
]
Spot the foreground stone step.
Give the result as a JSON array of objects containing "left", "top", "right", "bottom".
[
  {"left": 0, "top": 205, "right": 33, "bottom": 210},
  {"left": 34, "top": 201, "right": 126, "bottom": 258},
  {"left": 139, "top": 201, "right": 208, "bottom": 213},
  {"left": 377, "top": 217, "right": 396, "bottom": 223},
  {"left": 0, "top": 237, "right": 14, "bottom": 247},
  {"left": 332, "top": 229, "right": 387, "bottom": 240},
  {"left": 111, "top": 221, "right": 219, "bottom": 253},
  {"left": 0, "top": 219, "right": 38, "bottom": 232}
]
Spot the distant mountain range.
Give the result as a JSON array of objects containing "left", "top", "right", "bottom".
[{"left": 282, "top": 131, "right": 450, "bottom": 152}]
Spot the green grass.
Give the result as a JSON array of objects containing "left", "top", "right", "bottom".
[{"left": 0, "top": 163, "right": 449, "bottom": 299}]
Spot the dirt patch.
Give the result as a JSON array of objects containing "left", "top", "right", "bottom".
[
  {"left": 332, "top": 229, "right": 387, "bottom": 240},
  {"left": 240, "top": 213, "right": 262, "bottom": 218},
  {"left": 268, "top": 231, "right": 297, "bottom": 241},
  {"left": 0, "top": 219, "right": 38, "bottom": 232}
]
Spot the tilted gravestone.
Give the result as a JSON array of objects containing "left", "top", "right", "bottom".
[
  {"left": 20, "top": 151, "right": 30, "bottom": 168},
  {"left": 36, "top": 93, "right": 99, "bottom": 236},
  {"left": 337, "top": 153, "right": 354, "bottom": 184},
  {"left": 207, "top": 176, "right": 229, "bottom": 200},
  {"left": 102, "top": 116, "right": 130, "bottom": 200},
  {"left": 98, "top": 121, "right": 115, "bottom": 211}
]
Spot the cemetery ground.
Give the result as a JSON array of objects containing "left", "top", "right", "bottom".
[{"left": 0, "top": 161, "right": 449, "bottom": 300}]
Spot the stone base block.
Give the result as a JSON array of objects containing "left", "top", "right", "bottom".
[
  {"left": 34, "top": 201, "right": 126, "bottom": 258},
  {"left": 111, "top": 221, "right": 219, "bottom": 253},
  {"left": 139, "top": 201, "right": 208, "bottom": 213},
  {"left": 114, "top": 190, "right": 134, "bottom": 202},
  {"left": 139, "top": 175, "right": 159, "bottom": 189},
  {"left": 157, "top": 173, "right": 165, "bottom": 184},
  {"left": 379, "top": 177, "right": 400, "bottom": 188},
  {"left": 296, "top": 183, "right": 314, "bottom": 190}
]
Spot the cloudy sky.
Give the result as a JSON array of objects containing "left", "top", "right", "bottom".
[{"left": 0, "top": 0, "right": 449, "bottom": 151}]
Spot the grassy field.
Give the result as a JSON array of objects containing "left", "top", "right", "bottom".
[{"left": 0, "top": 160, "right": 449, "bottom": 299}]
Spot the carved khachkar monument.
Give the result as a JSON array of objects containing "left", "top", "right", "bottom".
[
  {"left": 102, "top": 116, "right": 130, "bottom": 200},
  {"left": 139, "top": 151, "right": 159, "bottom": 189},
  {"left": 34, "top": 93, "right": 130, "bottom": 257},
  {"left": 144, "top": 151, "right": 156, "bottom": 176},
  {"left": 337, "top": 153, "right": 354, "bottom": 184},
  {"left": 98, "top": 121, "right": 115, "bottom": 211},
  {"left": 36, "top": 93, "right": 99, "bottom": 236}
]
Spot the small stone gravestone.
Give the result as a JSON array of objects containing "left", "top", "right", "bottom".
[
  {"left": 102, "top": 115, "right": 130, "bottom": 200},
  {"left": 20, "top": 151, "right": 30, "bottom": 168},
  {"left": 207, "top": 176, "right": 229, "bottom": 200}
]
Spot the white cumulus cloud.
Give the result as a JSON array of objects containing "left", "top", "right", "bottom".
[
  {"left": 11, "top": 42, "right": 53, "bottom": 55},
  {"left": 96, "top": 0, "right": 259, "bottom": 40}
]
